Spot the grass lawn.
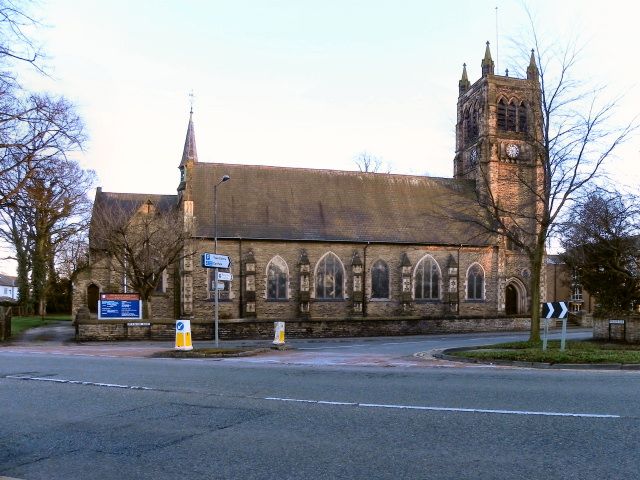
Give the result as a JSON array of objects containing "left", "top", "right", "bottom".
[
  {"left": 449, "top": 340, "right": 640, "bottom": 364},
  {"left": 11, "top": 314, "right": 72, "bottom": 337}
]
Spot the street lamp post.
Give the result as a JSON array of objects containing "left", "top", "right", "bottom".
[{"left": 213, "top": 174, "right": 230, "bottom": 347}]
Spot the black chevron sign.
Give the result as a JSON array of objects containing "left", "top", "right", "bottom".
[{"left": 541, "top": 302, "right": 569, "bottom": 319}]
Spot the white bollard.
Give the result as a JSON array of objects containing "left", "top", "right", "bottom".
[{"left": 273, "top": 322, "right": 285, "bottom": 345}]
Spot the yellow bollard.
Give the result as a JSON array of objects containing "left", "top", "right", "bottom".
[
  {"left": 273, "top": 321, "right": 285, "bottom": 346},
  {"left": 175, "top": 320, "right": 193, "bottom": 351}
]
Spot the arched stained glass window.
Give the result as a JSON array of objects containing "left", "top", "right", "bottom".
[
  {"left": 467, "top": 264, "right": 484, "bottom": 300},
  {"left": 414, "top": 256, "right": 440, "bottom": 300},
  {"left": 315, "top": 253, "right": 344, "bottom": 299},
  {"left": 371, "top": 260, "right": 389, "bottom": 299},
  {"left": 267, "top": 256, "right": 288, "bottom": 300}
]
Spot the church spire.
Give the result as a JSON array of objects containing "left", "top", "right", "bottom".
[
  {"left": 481, "top": 41, "right": 494, "bottom": 76},
  {"left": 458, "top": 63, "right": 470, "bottom": 96},
  {"left": 526, "top": 49, "right": 539, "bottom": 80},
  {"left": 180, "top": 108, "right": 198, "bottom": 167}
]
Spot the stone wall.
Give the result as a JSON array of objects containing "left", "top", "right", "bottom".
[
  {"left": 73, "top": 239, "right": 536, "bottom": 337},
  {"left": 75, "top": 315, "right": 531, "bottom": 341},
  {"left": 593, "top": 315, "right": 640, "bottom": 343}
]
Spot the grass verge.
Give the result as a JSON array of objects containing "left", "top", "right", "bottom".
[
  {"left": 11, "top": 315, "right": 72, "bottom": 336},
  {"left": 449, "top": 340, "right": 640, "bottom": 364}
]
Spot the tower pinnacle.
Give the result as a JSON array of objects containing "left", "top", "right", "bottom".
[
  {"left": 481, "top": 41, "right": 495, "bottom": 76},
  {"left": 459, "top": 63, "right": 470, "bottom": 96},
  {"left": 526, "top": 49, "right": 539, "bottom": 80}
]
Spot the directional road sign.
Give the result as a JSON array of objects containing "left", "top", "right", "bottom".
[
  {"left": 217, "top": 271, "right": 233, "bottom": 281},
  {"left": 201, "top": 253, "right": 231, "bottom": 269},
  {"left": 542, "top": 301, "right": 568, "bottom": 319}
]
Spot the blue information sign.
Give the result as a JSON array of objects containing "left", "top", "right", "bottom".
[{"left": 98, "top": 293, "right": 142, "bottom": 320}]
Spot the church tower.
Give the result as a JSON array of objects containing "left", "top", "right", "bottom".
[
  {"left": 454, "top": 43, "right": 544, "bottom": 314},
  {"left": 454, "top": 43, "right": 543, "bottom": 228}
]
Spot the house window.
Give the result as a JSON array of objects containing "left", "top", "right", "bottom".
[
  {"left": 467, "top": 264, "right": 484, "bottom": 300},
  {"left": 315, "top": 252, "right": 344, "bottom": 300},
  {"left": 267, "top": 256, "right": 288, "bottom": 300},
  {"left": 571, "top": 285, "right": 583, "bottom": 302},
  {"left": 414, "top": 255, "right": 440, "bottom": 300},
  {"left": 371, "top": 260, "right": 389, "bottom": 299}
]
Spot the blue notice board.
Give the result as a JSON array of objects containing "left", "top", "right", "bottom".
[{"left": 98, "top": 293, "right": 142, "bottom": 320}]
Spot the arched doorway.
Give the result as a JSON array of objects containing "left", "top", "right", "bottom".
[
  {"left": 87, "top": 284, "right": 99, "bottom": 313},
  {"left": 505, "top": 284, "right": 519, "bottom": 314}
]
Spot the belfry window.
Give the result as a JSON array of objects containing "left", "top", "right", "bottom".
[
  {"left": 506, "top": 101, "right": 517, "bottom": 131},
  {"left": 497, "top": 99, "right": 507, "bottom": 130},
  {"left": 414, "top": 256, "right": 440, "bottom": 300},
  {"left": 497, "top": 98, "right": 528, "bottom": 134},
  {"left": 518, "top": 102, "right": 528, "bottom": 133},
  {"left": 315, "top": 253, "right": 344, "bottom": 300}
]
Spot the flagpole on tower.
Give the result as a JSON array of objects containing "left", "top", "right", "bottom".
[{"left": 495, "top": 6, "right": 499, "bottom": 74}]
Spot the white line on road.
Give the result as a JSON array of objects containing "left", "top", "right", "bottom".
[
  {"left": 6, "top": 376, "right": 620, "bottom": 419},
  {"left": 6, "top": 375, "right": 154, "bottom": 390},
  {"left": 264, "top": 396, "right": 620, "bottom": 419}
]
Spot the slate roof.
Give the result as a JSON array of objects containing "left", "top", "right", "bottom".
[
  {"left": 0, "top": 274, "right": 16, "bottom": 287},
  {"left": 190, "top": 163, "right": 495, "bottom": 246},
  {"left": 89, "top": 190, "right": 177, "bottom": 248}
]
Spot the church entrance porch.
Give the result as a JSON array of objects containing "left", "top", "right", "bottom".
[
  {"left": 505, "top": 279, "right": 527, "bottom": 315},
  {"left": 87, "top": 284, "right": 99, "bottom": 314}
]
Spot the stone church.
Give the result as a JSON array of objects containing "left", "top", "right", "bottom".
[{"left": 73, "top": 44, "right": 546, "bottom": 339}]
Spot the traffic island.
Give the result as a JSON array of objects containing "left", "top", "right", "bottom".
[
  {"left": 151, "top": 347, "right": 271, "bottom": 358},
  {"left": 436, "top": 340, "right": 640, "bottom": 370}
]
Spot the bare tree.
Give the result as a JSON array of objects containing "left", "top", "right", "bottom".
[
  {"left": 91, "top": 199, "right": 193, "bottom": 319},
  {"left": 0, "top": 0, "right": 44, "bottom": 79},
  {"left": 0, "top": 158, "right": 94, "bottom": 313},
  {"left": 0, "top": 93, "right": 86, "bottom": 207},
  {"left": 474, "top": 17, "right": 637, "bottom": 341},
  {"left": 56, "top": 231, "right": 90, "bottom": 282},
  {"left": 354, "top": 151, "right": 391, "bottom": 173}
]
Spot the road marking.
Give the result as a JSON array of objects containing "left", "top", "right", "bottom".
[
  {"left": 264, "top": 396, "right": 619, "bottom": 419},
  {"left": 5, "top": 376, "right": 621, "bottom": 419},
  {"left": 6, "top": 375, "right": 154, "bottom": 390},
  {"left": 298, "top": 340, "right": 433, "bottom": 350}
]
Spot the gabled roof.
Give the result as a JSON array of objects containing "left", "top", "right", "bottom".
[
  {"left": 89, "top": 189, "right": 177, "bottom": 249},
  {"left": 190, "top": 163, "right": 494, "bottom": 246}
]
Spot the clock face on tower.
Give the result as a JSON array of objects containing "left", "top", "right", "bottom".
[{"left": 506, "top": 143, "right": 520, "bottom": 159}]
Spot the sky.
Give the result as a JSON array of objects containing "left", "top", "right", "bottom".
[{"left": 1, "top": 0, "right": 639, "bottom": 272}]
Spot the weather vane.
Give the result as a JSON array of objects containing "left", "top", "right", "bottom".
[{"left": 189, "top": 90, "right": 195, "bottom": 114}]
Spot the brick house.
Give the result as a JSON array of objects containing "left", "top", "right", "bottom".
[{"left": 73, "top": 44, "right": 548, "bottom": 339}]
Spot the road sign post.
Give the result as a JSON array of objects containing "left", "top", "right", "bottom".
[
  {"left": 541, "top": 302, "right": 569, "bottom": 351},
  {"left": 202, "top": 252, "right": 231, "bottom": 347}
]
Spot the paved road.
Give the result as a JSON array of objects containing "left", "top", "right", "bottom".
[{"left": 2, "top": 326, "right": 638, "bottom": 479}]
